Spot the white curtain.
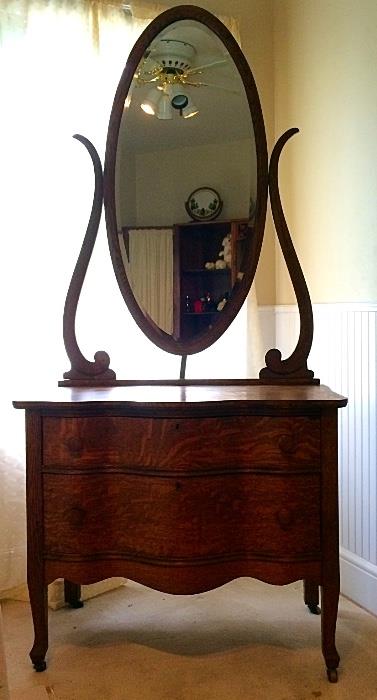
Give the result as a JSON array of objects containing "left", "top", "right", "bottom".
[
  {"left": 120, "top": 228, "right": 174, "bottom": 335},
  {"left": 0, "top": 0, "right": 261, "bottom": 597},
  {"left": 0, "top": 0, "right": 155, "bottom": 597}
]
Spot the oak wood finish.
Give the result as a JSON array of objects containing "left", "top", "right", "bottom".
[
  {"left": 62, "top": 135, "right": 115, "bottom": 383},
  {"left": 260, "top": 128, "right": 315, "bottom": 382},
  {"left": 14, "top": 384, "right": 347, "bottom": 680}
]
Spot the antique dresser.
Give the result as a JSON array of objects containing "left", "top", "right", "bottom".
[
  {"left": 14, "top": 4, "right": 347, "bottom": 684},
  {"left": 14, "top": 384, "right": 346, "bottom": 681}
]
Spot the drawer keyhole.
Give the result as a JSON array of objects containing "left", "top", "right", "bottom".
[{"left": 70, "top": 507, "right": 86, "bottom": 527}]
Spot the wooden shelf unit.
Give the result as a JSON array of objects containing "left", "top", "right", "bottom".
[{"left": 173, "top": 219, "right": 252, "bottom": 340}]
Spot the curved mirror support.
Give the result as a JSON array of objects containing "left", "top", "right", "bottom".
[{"left": 104, "top": 6, "right": 268, "bottom": 355}]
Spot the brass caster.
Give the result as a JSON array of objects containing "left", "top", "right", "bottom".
[
  {"left": 68, "top": 600, "right": 84, "bottom": 609},
  {"left": 327, "top": 668, "right": 338, "bottom": 683},
  {"left": 307, "top": 603, "right": 321, "bottom": 615},
  {"left": 33, "top": 660, "right": 47, "bottom": 672}
]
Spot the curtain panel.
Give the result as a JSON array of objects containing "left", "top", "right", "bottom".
[
  {"left": 120, "top": 228, "right": 174, "bottom": 335},
  {"left": 0, "top": 0, "right": 150, "bottom": 596}
]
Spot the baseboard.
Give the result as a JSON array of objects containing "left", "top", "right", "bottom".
[{"left": 340, "top": 548, "right": 377, "bottom": 616}]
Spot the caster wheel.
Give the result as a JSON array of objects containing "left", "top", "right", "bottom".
[
  {"left": 307, "top": 603, "right": 321, "bottom": 615},
  {"left": 327, "top": 668, "right": 338, "bottom": 683},
  {"left": 33, "top": 660, "right": 47, "bottom": 672}
]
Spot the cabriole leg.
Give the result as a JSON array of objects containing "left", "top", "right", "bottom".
[
  {"left": 28, "top": 581, "right": 48, "bottom": 671},
  {"left": 321, "top": 583, "right": 340, "bottom": 683}
]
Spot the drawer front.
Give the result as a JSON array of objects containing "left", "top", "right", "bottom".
[
  {"left": 42, "top": 415, "right": 320, "bottom": 471},
  {"left": 43, "top": 472, "right": 320, "bottom": 560}
]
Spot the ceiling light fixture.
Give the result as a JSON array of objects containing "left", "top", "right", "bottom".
[
  {"left": 135, "top": 38, "right": 231, "bottom": 121},
  {"left": 140, "top": 82, "right": 197, "bottom": 120},
  {"left": 137, "top": 39, "right": 201, "bottom": 120}
]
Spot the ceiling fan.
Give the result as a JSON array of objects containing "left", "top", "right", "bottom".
[{"left": 134, "top": 38, "right": 238, "bottom": 120}]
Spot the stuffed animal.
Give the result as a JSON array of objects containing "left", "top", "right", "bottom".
[
  {"left": 217, "top": 292, "right": 230, "bottom": 311},
  {"left": 218, "top": 233, "right": 231, "bottom": 268}
]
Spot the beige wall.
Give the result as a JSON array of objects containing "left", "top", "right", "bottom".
[
  {"left": 274, "top": 0, "right": 377, "bottom": 304},
  {"left": 131, "top": 139, "right": 254, "bottom": 227},
  {"left": 117, "top": 147, "right": 136, "bottom": 225}
]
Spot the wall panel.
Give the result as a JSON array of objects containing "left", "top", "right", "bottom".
[{"left": 272, "top": 302, "right": 377, "bottom": 614}]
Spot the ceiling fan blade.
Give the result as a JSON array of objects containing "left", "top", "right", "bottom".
[
  {"left": 186, "top": 80, "right": 241, "bottom": 95},
  {"left": 186, "top": 59, "right": 228, "bottom": 74}
]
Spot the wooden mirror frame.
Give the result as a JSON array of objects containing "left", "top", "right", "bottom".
[
  {"left": 104, "top": 5, "right": 269, "bottom": 357},
  {"left": 60, "top": 4, "right": 316, "bottom": 385}
]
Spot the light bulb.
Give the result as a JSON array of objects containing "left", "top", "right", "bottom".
[
  {"left": 182, "top": 96, "right": 199, "bottom": 119},
  {"left": 156, "top": 94, "right": 173, "bottom": 120},
  {"left": 140, "top": 88, "right": 160, "bottom": 116}
]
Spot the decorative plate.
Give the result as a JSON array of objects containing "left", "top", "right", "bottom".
[{"left": 185, "top": 187, "right": 223, "bottom": 221}]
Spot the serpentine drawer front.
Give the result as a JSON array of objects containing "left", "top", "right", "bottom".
[
  {"left": 43, "top": 472, "right": 321, "bottom": 560},
  {"left": 13, "top": 384, "right": 347, "bottom": 679},
  {"left": 42, "top": 415, "right": 321, "bottom": 470}
]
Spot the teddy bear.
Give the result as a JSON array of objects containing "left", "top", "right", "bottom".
[{"left": 217, "top": 233, "right": 231, "bottom": 268}]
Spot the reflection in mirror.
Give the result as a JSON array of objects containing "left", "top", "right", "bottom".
[{"left": 115, "top": 19, "right": 257, "bottom": 342}]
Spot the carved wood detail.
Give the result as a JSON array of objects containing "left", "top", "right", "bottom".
[
  {"left": 260, "top": 128, "right": 316, "bottom": 383},
  {"left": 62, "top": 134, "right": 116, "bottom": 382}
]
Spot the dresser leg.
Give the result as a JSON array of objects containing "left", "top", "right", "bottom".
[
  {"left": 28, "top": 582, "right": 48, "bottom": 671},
  {"left": 321, "top": 583, "right": 340, "bottom": 683},
  {"left": 303, "top": 580, "right": 320, "bottom": 614},
  {"left": 64, "top": 580, "right": 84, "bottom": 608}
]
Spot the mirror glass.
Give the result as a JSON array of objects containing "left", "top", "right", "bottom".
[{"left": 105, "top": 8, "right": 267, "bottom": 355}]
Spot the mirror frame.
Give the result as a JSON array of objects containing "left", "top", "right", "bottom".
[{"left": 104, "top": 4, "right": 268, "bottom": 356}]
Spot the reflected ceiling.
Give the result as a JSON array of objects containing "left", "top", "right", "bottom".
[{"left": 122, "top": 20, "right": 253, "bottom": 153}]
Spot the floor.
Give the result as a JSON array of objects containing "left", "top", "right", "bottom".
[{"left": 2, "top": 578, "right": 377, "bottom": 700}]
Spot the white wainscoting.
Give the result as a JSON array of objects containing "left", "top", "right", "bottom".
[{"left": 261, "top": 302, "right": 377, "bottom": 615}]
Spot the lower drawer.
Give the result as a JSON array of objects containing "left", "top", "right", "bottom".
[{"left": 43, "top": 472, "right": 320, "bottom": 562}]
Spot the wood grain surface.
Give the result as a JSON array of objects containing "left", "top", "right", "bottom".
[
  {"left": 42, "top": 415, "right": 320, "bottom": 470},
  {"left": 43, "top": 472, "right": 320, "bottom": 561}
]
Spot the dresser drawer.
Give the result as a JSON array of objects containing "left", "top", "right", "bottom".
[
  {"left": 43, "top": 472, "right": 320, "bottom": 560},
  {"left": 42, "top": 415, "right": 320, "bottom": 471}
]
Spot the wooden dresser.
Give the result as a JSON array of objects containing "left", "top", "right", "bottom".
[{"left": 14, "top": 383, "right": 347, "bottom": 680}]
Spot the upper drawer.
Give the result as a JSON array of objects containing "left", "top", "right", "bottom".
[{"left": 42, "top": 415, "right": 320, "bottom": 470}]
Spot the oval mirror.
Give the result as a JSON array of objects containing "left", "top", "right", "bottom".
[{"left": 104, "top": 6, "right": 268, "bottom": 356}]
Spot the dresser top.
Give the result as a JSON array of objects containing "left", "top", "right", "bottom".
[{"left": 13, "top": 383, "right": 347, "bottom": 412}]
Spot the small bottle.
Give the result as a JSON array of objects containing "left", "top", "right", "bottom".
[
  {"left": 205, "top": 292, "right": 214, "bottom": 311},
  {"left": 185, "top": 295, "right": 191, "bottom": 313}
]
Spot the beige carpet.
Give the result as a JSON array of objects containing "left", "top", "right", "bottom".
[{"left": 2, "top": 578, "right": 377, "bottom": 699}]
